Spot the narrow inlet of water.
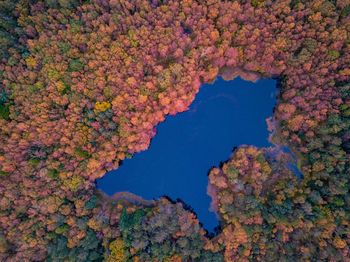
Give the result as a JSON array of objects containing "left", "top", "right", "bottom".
[{"left": 97, "top": 77, "right": 277, "bottom": 232}]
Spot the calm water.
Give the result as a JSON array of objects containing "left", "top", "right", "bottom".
[{"left": 97, "top": 77, "right": 277, "bottom": 232}]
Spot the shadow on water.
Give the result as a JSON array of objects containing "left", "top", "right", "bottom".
[{"left": 97, "top": 77, "right": 277, "bottom": 233}]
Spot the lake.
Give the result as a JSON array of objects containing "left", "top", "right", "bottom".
[{"left": 97, "top": 77, "right": 277, "bottom": 232}]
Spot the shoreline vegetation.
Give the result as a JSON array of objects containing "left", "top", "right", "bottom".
[
  {"left": 0, "top": 0, "right": 349, "bottom": 261},
  {"left": 97, "top": 190, "right": 156, "bottom": 207}
]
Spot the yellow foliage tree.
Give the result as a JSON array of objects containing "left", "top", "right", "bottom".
[
  {"left": 94, "top": 101, "right": 111, "bottom": 113},
  {"left": 107, "top": 239, "right": 126, "bottom": 262},
  {"left": 63, "top": 175, "right": 84, "bottom": 192},
  {"left": 25, "top": 56, "right": 37, "bottom": 68}
]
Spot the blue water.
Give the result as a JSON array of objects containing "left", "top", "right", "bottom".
[{"left": 97, "top": 77, "right": 277, "bottom": 232}]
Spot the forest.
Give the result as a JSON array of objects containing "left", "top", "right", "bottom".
[{"left": 0, "top": 0, "right": 349, "bottom": 261}]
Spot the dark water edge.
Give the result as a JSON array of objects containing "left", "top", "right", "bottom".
[{"left": 97, "top": 77, "right": 277, "bottom": 232}]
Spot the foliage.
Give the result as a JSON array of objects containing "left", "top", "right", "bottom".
[
  {"left": 47, "top": 230, "right": 104, "bottom": 262},
  {"left": 0, "top": 0, "right": 349, "bottom": 261},
  {"left": 0, "top": 103, "right": 10, "bottom": 120},
  {"left": 0, "top": 0, "right": 26, "bottom": 60},
  {"left": 68, "top": 59, "right": 85, "bottom": 72},
  {"left": 107, "top": 239, "right": 126, "bottom": 262}
]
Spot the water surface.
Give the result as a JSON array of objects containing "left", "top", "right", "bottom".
[{"left": 97, "top": 77, "right": 277, "bottom": 232}]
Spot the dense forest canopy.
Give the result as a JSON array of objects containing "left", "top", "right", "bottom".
[{"left": 0, "top": 0, "right": 349, "bottom": 261}]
